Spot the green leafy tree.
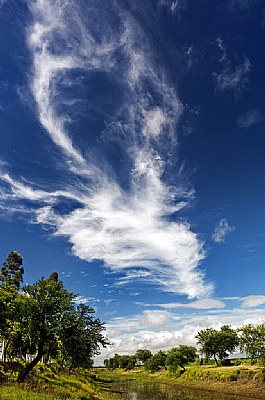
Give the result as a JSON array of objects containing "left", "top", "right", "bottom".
[
  {"left": 0, "top": 251, "right": 24, "bottom": 290},
  {"left": 108, "top": 357, "right": 114, "bottom": 369},
  {"left": 165, "top": 345, "right": 197, "bottom": 372},
  {"left": 0, "top": 251, "right": 24, "bottom": 361},
  {"left": 119, "top": 355, "right": 136, "bottom": 370},
  {"left": 60, "top": 303, "right": 109, "bottom": 370},
  {"left": 166, "top": 348, "right": 187, "bottom": 372},
  {"left": 17, "top": 273, "right": 75, "bottom": 382},
  {"left": 238, "top": 324, "right": 265, "bottom": 361},
  {"left": 196, "top": 325, "right": 238, "bottom": 366},
  {"left": 135, "top": 349, "right": 152, "bottom": 365},
  {"left": 112, "top": 353, "right": 121, "bottom": 369},
  {"left": 144, "top": 350, "right": 167, "bottom": 372},
  {"left": 104, "top": 358, "right": 110, "bottom": 368},
  {"left": 16, "top": 273, "right": 108, "bottom": 382},
  {"left": 177, "top": 345, "right": 197, "bottom": 363}
]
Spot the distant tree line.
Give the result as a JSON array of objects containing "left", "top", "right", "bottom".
[
  {"left": 104, "top": 324, "right": 265, "bottom": 372},
  {"left": 104, "top": 345, "right": 197, "bottom": 372},
  {"left": 0, "top": 251, "right": 109, "bottom": 382}
]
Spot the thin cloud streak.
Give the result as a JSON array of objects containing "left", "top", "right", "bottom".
[{"left": 153, "top": 298, "right": 225, "bottom": 309}]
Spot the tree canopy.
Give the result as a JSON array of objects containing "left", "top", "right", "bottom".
[
  {"left": 0, "top": 251, "right": 109, "bottom": 382},
  {"left": 196, "top": 325, "right": 238, "bottom": 366},
  {"left": 238, "top": 324, "right": 265, "bottom": 361}
]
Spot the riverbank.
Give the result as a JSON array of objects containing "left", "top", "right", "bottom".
[
  {"left": 1, "top": 363, "right": 265, "bottom": 399},
  {"left": 95, "top": 364, "right": 265, "bottom": 399}
]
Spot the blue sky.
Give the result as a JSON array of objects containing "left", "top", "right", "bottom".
[{"left": 1, "top": 0, "right": 265, "bottom": 364}]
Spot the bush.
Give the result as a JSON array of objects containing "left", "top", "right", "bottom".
[{"left": 232, "top": 358, "right": 242, "bottom": 366}]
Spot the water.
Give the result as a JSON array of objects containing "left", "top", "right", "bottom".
[{"left": 115, "top": 381, "right": 247, "bottom": 400}]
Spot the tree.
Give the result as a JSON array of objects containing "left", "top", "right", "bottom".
[
  {"left": 16, "top": 273, "right": 108, "bottom": 382},
  {"left": 238, "top": 324, "right": 265, "bottom": 361},
  {"left": 60, "top": 304, "right": 109, "bottom": 370},
  {"left": 135, "top": 349, "right": 152, "bottom": 365},
  {"left": 0, "top": 251, "right": 24, "bottom": 290},
  {"left": 144, "top": 350, "right": 167, "bottom": 372},
  {"left": 112, "top": 353, "right": 121, "bottom": 369},
  {"left": 166, "top": 348, "right": 187, "bottom": 372},
  {"left": 119, "top": 355, "right": 136, "bottom": 370},
  {"left": 196, "top": 325, "right": 238, "bottom": 366},
  {"left": 17, "top": 273, "right": 75, "bottom": 382},
  {"left": 177, "top": 345, "right": 197, "bottom": 363},
  {"left": 0, "top": 251, "right": 24, "bottom": 361},
  {"left": 104, "top": 358, "right": 110, "bottom": 368},
  {"left": 165, "top": 345, "right": 197, "bottom": 372},
  {"left": 107, "top": 357, "right": 114, "bottom": 369}
]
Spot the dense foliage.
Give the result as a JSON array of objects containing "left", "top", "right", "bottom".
[
  {"left": 238, "top": 324, "right": 265, "bottom": 361},
  {"left": 195, "top": 325, "right": 239, "bottom": 366},
  {"left": 0, "top": 251, "right": 109, "bottom": 382},
  {"left": 104, "top": 346, "right": 197, "bottom": 372}
]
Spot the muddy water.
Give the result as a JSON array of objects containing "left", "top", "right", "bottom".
[{"left": 115, "top": 381, "right": 248, "bottom": 400}]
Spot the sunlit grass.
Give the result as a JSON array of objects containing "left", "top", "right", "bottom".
[
  {"left": 0, "top": 365, "right": 100, "bottom": 400},
  {"left": 0, "top": 385, "right": 61, "bottom": 400}
]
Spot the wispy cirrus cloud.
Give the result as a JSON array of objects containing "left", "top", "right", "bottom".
[
  {"left": 214, "top": 38, "right": 251, "bottom": 94},
  {"left": 158, "top": 0, "right": 186, "bottom": 15},
  {"left": 0, "top": 0, "right": 212, "bottom": 299},
  {"left": 212, "top": 218, "right": 235, "bottom": 243},
  {"left": 237, "top": 108, "right": 263, "bottom": 129}
]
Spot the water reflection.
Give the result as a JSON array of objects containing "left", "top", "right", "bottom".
[{"left": 117, "top": 381, "right": 246, "bottom": 400}]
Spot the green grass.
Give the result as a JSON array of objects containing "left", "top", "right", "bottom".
[
  {"left": 0, "top": 364, "right": 100, "bottom": 400},
  {"left": 0, "top": 385, "right": 61, "bottom": 399}
]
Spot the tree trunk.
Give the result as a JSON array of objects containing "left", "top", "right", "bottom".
[
  {"left": 17, "top": 346, "right": 43, "bottom": 383},
  {"left": 3, "top": 338, "right": 11, "bottom": 362},
  {"left": 214, "top": 355, "right": 219, "bottom": 366},
  {"left": 180, "top": 364, "right": 186, "bottom": 372}
]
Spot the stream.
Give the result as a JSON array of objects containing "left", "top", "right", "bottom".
[{"left": 112, "top": 381, "right": 249, "bottom": 400}]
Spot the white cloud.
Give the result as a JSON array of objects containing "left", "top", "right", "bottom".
[
  {"left": 73, "top": 295, "right": 92, "bottom": 305},
  {"left": 237, "top": 109, "right": 263, "bottom": 129},
  {"left": 241, "top": 295, "right": 265, "bottom": 308},
  {"left": 155, "top": 298, "right": 225, "bottom": 309},
  {"left": 158, "top": 0, "right": 185, "bottom": 14},
  {"left": 212, "top": 218, "right": 235, "bottom": 243},
  {"left": 142, "top": 107, "right": 167, "bottom": 137},
  {"left": 0, "top": 0, "right": 212, "bottom": 299},
  {"left": 215, "top": 57, "right": 251, "bottom": 92},
  {"left": 94, "top": 305, "right": 265, "bottom": 365},
  {"left": 214, "top": 39, "right": 251, "bottom": 94}
]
